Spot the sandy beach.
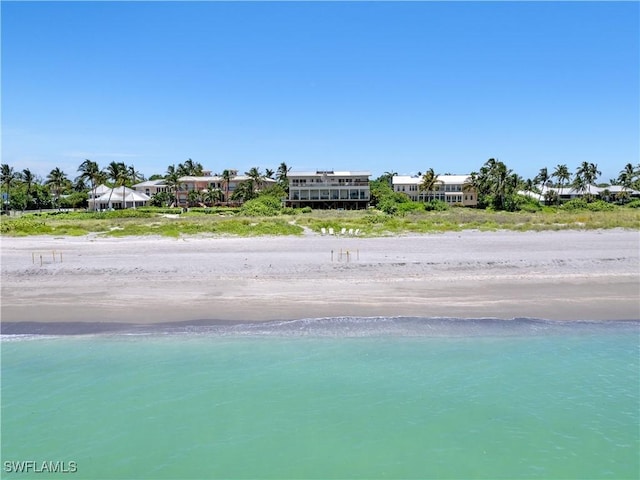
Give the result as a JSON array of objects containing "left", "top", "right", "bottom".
[{"left": 1, "top": 229, "right": 639, "bottom": 333}]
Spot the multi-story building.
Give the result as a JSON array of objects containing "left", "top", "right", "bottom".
[
  {"left": 132, "top": 180, "right": 171, "bottom": 197},
  {"left": 392, "top": 175, "right": 477, "bottom": 207},
  {"left": 287, "top": 170, "right": 371, "bottom": 209},
  {"left": 176, "top": 173, "right": 276, "bottom": 206}
]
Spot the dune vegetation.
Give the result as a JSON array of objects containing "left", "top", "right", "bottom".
[{"left": 1, "top": 201, "right": 638, "bottom": 238}]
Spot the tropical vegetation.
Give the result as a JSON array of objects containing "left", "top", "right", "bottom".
[{"left": 1, "top": 157, "right": 639, "bottom": 237}]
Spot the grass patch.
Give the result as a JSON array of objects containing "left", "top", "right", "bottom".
[{"left": 1, "top": 206, "right": 638, "bottom": 237}]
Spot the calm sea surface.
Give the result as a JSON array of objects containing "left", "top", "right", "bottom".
[{"left": 2, "top": 318, "right": 639, "bottom": 479}]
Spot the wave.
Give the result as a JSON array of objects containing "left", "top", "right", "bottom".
[{"left": 2, "top": 317, "right": 638, "bottom": 340}]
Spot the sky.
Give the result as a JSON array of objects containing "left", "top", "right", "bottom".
[{"left": 2, "top": 1, "right": 639, "bottom": 183}]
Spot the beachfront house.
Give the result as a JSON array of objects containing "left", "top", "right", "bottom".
[
  {"left": 176, "top": 173, "right": 277, "bottom": 207},
  {"left": 88, "top": 186, "right": 151, "bottom": 210},
  {"left": 522, "top": 184, "right": 640, "bottom": 204},
  {"left": 392, "top": 175, "right": 478, "bottom": 207},
  {"left": 132, "top": 180, "right": 171, "bottom": 197},
  {"left": 286, "top": 170, "right": 371, "bottom": 209}
]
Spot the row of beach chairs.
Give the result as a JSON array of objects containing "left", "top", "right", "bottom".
[{"left": 321, "top": 227, "right": 360, "bottom": 236}]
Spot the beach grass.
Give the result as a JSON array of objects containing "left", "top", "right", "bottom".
[{"left": 1, "top": 206, "right": 638, "bottom": 237}]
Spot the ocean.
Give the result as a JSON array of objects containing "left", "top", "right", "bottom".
[{"left": 1, "top": 317, "right": 638, "bottom": 479}]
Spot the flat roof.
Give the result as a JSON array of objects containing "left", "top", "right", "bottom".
[
  {"left": 392, "top": 174, "right": 472, "bottom": 185},
  {"left": 289, "top": 171, "right": 371, "bottom": 177}
]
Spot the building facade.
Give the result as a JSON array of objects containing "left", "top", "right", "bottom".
[
  {"left": 175, "top": 174, "right": 276, "bottom": 206},
  {"left": 132, "top": 180, "right": 171, "bottom": 197},
  {"left": 392, "top": 175, "right": 477, "bottom": 207},
  {"left": 287, "top": 171, "right": 371, "bottom": 209}
]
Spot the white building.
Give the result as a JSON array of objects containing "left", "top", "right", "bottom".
[
  {"left": 392, "top": 175, "right": 477, "bottom": 207},
  {"left": 132, "top": 180, "right": 170, "bottom": 197},
  {"left": 523, "top": 184, "right": 640, "bottom": 203},
  {"left": 287, "top": 170, "right": 371, "bottom": 209},
  {"left": 88, "top": 186, "right": 151, "bottom": 210}
]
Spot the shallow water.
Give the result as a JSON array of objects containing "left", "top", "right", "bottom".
[{"left": 2, "top": 318, "right": 639, "bottom": 479}]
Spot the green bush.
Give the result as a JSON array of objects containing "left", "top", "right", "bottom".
[
  {"left": 625, "top": 199, "right": 640, "bottom": 209},
  {"left": 0, "top": 217, "right": 52, "bottom": 235},
  {"left": 423, "top": 200, "right": 449, "bottom": 211},
  {"left": 586, "top": 200, "right": 615, "bottom": 212},
  {"left": 562, "top": 199, "right": 589, "bottom": 211},
  {"left": 239, "top": 196, "right": 283, "bottom": 216},
  {"left": 397, "top": 201, "right": 426, "bottom": 213}
]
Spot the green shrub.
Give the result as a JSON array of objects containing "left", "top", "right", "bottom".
[
  {"left": 562, "top": 199, "right": 589, "bottom": 211},
  {"left": 397, "top": 201, "right": 426, "bottom": 213},
  {"left": 423, "top": 200, "right": 449, "bottom": 211},
  {"left": 626, "top": 199, "right": 640, "bottom": 209},
  {"left": 0, "top": 217, "right": 52, "bottom": 235},
  {"left": 586, "top": 200, "right": 615, "bottom": 212},
  {"left": 239, "top": 196, "right": 283, "bottom": 216}
]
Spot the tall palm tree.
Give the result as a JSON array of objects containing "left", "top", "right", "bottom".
[
  {"left": 552, "top": 164, "right": 570, "bottom": 206},
  {"left": 573, "top": 162, "right": 601, "bottom": 199},
  {"left": 178, "top": 158, "right": 204, "bottom": 176},
  {"left": 245, "top": 167, "right": 264, "bottom": 199},
  {"left": 21, "top": 168, "right": 35, "bottom": 210},
  {"left": 1, "top": 164, "right": 17, "bottom": 212},
  {"left": 45, "top": 167, "right": 69, "bottom": 209},
  {"left": 276, "top": 162, "right": 291, "bottom": 192},
  {"left": 419, "top": 168, "right": 442, "bottom": 202},
  {"left": 76, "top": 159, "right": 102, "bottom": 211},
  {"left": 534, "top": 167, "right": 550, "bottom": 189},
  {"left": 106, "top": 161, "right": 127, "bottom": 209},
  {"left": 617, "top": 163, "right": 635, "bottom": 190},
  {"left": 221, "top": 169, "right": 233, "bottom": 205},
  {"left": 165, "top": 165, "right": 181, "bottom": 207}
]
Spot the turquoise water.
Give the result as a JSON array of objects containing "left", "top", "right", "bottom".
[{"left": 2, "top": 318, "right": 639, "bottom": 479}]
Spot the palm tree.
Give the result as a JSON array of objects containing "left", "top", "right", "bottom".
[
  {"left": 20, "top": 168, "right": 35, "bottom": 210},
  {"left": 419, "top": 168, "right": 442, "bottom": 202},
  {"left": 534, "top": 167, "right": 550, "bottom": 189},
  {"left": 165, "top": 165, "right": 181, "bottom": 207},
  {"left": 187, "top": 189, "right": 202, "bottom": 207},
  {"left": 76, "top": 159, "right": 103, "bottom": 211},
  {"left": 244, "top": 167, "right": 264, "bottom": 199},
  {"left": 1, "top": 164, "right": 17, "bottom": 212},
  {"left": 45, "top": 167, "right": 69, "bottom": 209},
  {"left": 105, "top": 161, "right": 127, "bottom": 209},
  {"left": 204, "top": 188, "right": 224, "bottom": 206},
  {"left": 221, "top": 169, "right": 233, "bottom": 205},
  {"left": 178, "top": 158, "right": 204, "bottom": 177},
  {"left": 552, "top": 164, "right": 570, "bottom": 206},
  {"left": 265, "top": 168, "right": 275, "bottom": 179},
  {"left": 276, "top": 162, "right": 291, "bottom": 192},
  {"left": 573, "top": 162, "right": 601, "bottom": 200}
]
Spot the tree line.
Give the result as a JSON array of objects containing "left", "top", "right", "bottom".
[
  {"left": 0, "top": 159, "right": 292, "bottom": 212},
  {"left": 2, "top": 158, "right": 639, "bottom": 213},
  {"left": 371, "top": 159, "right": 640, "bottom": 213}
]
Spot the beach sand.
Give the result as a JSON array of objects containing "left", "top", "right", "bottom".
[{"left": 1, "top": 230, "right": 639, "bottom": 333}]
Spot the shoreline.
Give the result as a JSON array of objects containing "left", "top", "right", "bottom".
[
  {"left": 2, "top": 317, "right": 640, "bottom": 337},
  {"left": 2, "top": 230, "right": 639, "bottom": 334}
]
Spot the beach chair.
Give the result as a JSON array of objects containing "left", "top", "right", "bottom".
[
  {"left": 348, "top": 228, "right": 354, "bottom": 236},
  {"left": 328, "top": 228, "right": 335, "bottom": 235},
  {"left": 354, "top": 229, "right": 360, "bottom": 236},
  {"left": 321, "top": 227, "right": 327, "bottom": 235},
  {"left": 341, "top": 228, "right": 347, "bottom": 235}
]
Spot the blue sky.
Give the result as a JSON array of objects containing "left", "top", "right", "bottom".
[{"left": 2, "top": 1, "right": 638, "bottom": 183}]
